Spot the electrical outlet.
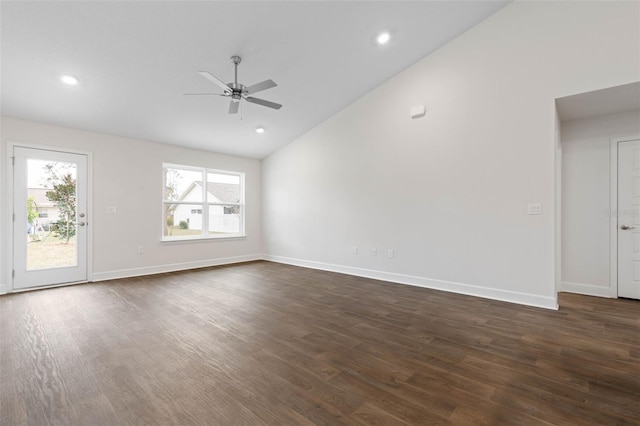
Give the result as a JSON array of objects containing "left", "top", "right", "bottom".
[
  {"left": 371, "top": 248, "right": 377, "bottom": 256},
  {"left": 352, "top": 246, "right": 358, "bottom": 254},
  {"left": 137, "top": 246, "right": 144, "bottom": 254},
  {"left": 388, "top": 249, "right": 394, "bottom": 258}
]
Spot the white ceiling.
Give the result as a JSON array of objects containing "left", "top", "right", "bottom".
[{"left": 1, "top": 1, "right": 509, "bottom": 159}]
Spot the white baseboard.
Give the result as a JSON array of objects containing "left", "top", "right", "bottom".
[
  {"left": 4, "top": 254, "right": 560, "bottom": 310},
  {"left": 560, "top": 281, "right": 614, "bottom": 298},
  {"left": 264, "top": 255, "right": 558, "bottom": 310},
  {"left": 91, "top": 254, "right": 263, "bottom": 282}
]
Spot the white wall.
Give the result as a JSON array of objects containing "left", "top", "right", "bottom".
[
  {"left": 0, "top": 144, "right": 3, "bottom": 292},
  {"left": 262, "top": 1, "right": 640, "bottom": 309},
  {"left": 561, "top": 110, "right": 640, "bottom": 297},
  {"left": 1, "top": 117, "right": 262, "bottom": 288}
]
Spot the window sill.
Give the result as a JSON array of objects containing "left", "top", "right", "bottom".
[{"left": 161, "top": 234, "right": 246, "bottom": 243}]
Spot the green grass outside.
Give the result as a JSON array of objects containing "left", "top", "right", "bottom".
[
  {"left": 165, "top": 226, "right": 202, "bottom": 236},
  {"left": 27, "top": 233, "right": 76, "bottom": 270}
]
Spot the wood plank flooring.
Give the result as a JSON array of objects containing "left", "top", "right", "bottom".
[{"left": 1, "top": 261, "right": 639, "bottom": 425}]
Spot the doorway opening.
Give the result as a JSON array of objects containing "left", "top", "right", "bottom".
[{"left": 556, "top": 82, "right": 640, "bottom": 300}]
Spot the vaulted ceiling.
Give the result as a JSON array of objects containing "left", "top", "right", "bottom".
[{"left": 1, "top": 1, "right": 509, "bottom": 159}]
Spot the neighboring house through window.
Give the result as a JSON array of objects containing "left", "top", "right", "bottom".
[
  {"left": 162, "top": 164, "right": 244, "bottom": 240},
  {"left": 27, "top": 187, "right": 59, "bottom": 224}
]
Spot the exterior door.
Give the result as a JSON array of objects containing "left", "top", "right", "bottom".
[
  {"left": 12, "top": 146, "right": 88, "bottom": 290},
  {"left": 618, "top": 139, "right": 640, "bottom": 299}
]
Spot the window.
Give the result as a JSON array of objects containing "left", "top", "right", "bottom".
[{"left": 163, "top": 164, "right": 244, "bottom": 240}]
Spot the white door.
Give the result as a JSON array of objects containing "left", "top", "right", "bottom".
[
  {"left": 618, "top": 139, "right": 640, "bottom": 299},
  {"left": 12, "top": 146, "right": 88, "bottom": 290}
]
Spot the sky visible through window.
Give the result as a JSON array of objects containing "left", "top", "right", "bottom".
[
  {"left": 28, "top": 159, "right": 76, "bottom": 188},
  {"left": 168, "top": 168, "right": 240, "bottom": 198}
]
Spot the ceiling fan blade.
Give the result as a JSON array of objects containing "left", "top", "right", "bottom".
[
  {"left": 228, "top": 100, "right": 240, "bottom": 114},
  {"left": 198, "top": 71, "right": 231, "bottom": 94},
  {"left": 245, "top": 97, "right": 282, "bottom": 110},
  {"left": 183, "top": 93, "right": 227, "bottom": 96},
  {"left": 245, "top": 79, "right": 277, "bottom": 95}
]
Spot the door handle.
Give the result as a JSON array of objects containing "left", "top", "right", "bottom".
[{"left": 620, "top": 224, "right": 635, "bottom": 230}]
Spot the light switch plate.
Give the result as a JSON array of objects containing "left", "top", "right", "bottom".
[{"left": 527, "top": 203, "right": 542, "bottom": 215}]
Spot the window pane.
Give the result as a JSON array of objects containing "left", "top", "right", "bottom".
[
  {"left": 164, "top": 168, "right": 203, "bottom": 202},
  {"left": 163, "top": 164, "right": 244, "bottom": 239},
  {"left": 164, "top": 203, "right": 204, "bottom": 237},
  {"left": 208, "top": 205, "right": 241, "bottom": 234},
  {"left": 207, "top": 172, "right": 241, "bottom": 203}
]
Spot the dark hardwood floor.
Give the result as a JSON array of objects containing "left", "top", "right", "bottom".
[{"left": 1, "top": 261, "right": 639, "bottom": 425}]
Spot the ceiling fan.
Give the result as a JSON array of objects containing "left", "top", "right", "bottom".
[{"left": 185, "top": 55, "right": 282, "bottom": 114}]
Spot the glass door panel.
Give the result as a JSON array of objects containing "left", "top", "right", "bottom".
[{"left": 26, "top": 159, "right": 78, "bottom": 270}]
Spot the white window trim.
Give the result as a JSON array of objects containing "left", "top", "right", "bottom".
[{"left": 161, "top": 163, "right": 245, "bottom": 242}]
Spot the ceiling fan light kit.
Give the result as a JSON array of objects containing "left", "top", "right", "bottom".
[{"left": 186, "top": 55, "right": 282, "bottom": 115}]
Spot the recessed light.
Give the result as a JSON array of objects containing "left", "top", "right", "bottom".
[
  {"left": 376, "top": 32, "right": 391, "bottom": 45},
  {"left": 61, "top": 75, "right": 79, "bottom": 85},
  {"left": 255, "top": 127, "right": 265, "bottom": 134}
]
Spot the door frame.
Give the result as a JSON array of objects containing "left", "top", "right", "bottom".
[
  {"left": 6, "top": 141, "right": 93, "bottom": 293},
  {"left": 609, "top": 134, "right": 640, "bottom": 298}
]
